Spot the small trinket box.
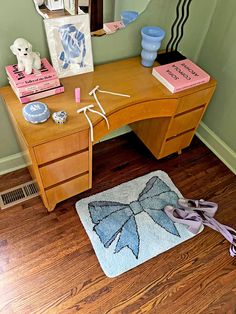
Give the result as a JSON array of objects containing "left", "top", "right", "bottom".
[
  {"left": 22, "top": 102, "right": 50, "bottom": 124},
  {"left": 52, "top": 111, "right": 68, "bottom": 124}
]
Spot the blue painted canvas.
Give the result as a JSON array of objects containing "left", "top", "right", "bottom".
[
  {"left": 58, "top": 24, "right": 86, "bottom": 70},
  {"left": 76, "top": 171, "right": 202, "bottom": 277},
  {"left": 44, "top": 14, "right": 94, "bottom": 78}
]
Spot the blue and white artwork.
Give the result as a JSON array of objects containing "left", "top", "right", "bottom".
[
  {"left": 58, "top": 24, "right": 86, "bottom": 69},
  {"left": 44, "top": 14, "right": 94, "bottom": 78}
]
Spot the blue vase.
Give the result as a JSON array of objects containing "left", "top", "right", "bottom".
[
  {"left": 120, "top": 11, "right": 139, "bottom": 26},
  {"left": 141, "top": 26, "right": 165, "bottom": 67}
]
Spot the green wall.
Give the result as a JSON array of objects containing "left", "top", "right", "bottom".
[
  {"left": 103, "top": 0, "right": 115, "bottom": 23},
  {"left": 196, "top": 0, "right": 236, "bottom": 151},
  {"left": 0, "top": 0, "right": 217, "bottom": 163}
]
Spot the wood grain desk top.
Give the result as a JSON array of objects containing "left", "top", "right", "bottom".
[{"left": 0, "top": 57, "right": 216, "bottom": 147}]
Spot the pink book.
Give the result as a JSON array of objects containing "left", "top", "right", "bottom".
[
  {"left": 5, "top": 58, "right": 58, "bottom": 88},
  {"left": 103, "top": 21, "right": 125, "bottom": 34},
  {"left": 10, "top": 83, "right": 64, "bottom": 104},
  {"left": 152, "top": 59, "right": 210, "bottom": 93},
  {"left": 8, "top": 77, "right": 60, "bottom": 97}
]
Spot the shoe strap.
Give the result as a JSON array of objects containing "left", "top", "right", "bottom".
[
  {"left": 203, "top": 215, "right": 236, "bottom": 257},
  {"left": 175, "top": 208, "right": 202, "bottom": 222},
  {"left": 172, "top": 207, "right": 236, "bottom": 257}
]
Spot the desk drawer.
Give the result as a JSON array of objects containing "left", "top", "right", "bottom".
[
  {"left": 40, "top": 150, "right": 89, "bottom": 188},
  {"left": 46, "top": 173, "right": 90, "bottom": 208},
  {"left": 34, "top": 130, "right": 89, "bottom": 165},
  {"left": 160, "top": 131, "right": 193, "bottom": 158},
  {"left": 167, "top": 107, "right": 204, "bottom": 138},
  {"left": 177, "top": 88, "right": 214, "bottom": 114}
]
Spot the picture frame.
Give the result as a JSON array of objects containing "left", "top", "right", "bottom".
[
  {"left": 63, "top": 0, "right": 78, "bottom": 15},
  {"left": 45, "top": 0, "right": 64, "bottom": 11},
  {"left": 44, "top": 14, "right": 94, "bottom": 78}
]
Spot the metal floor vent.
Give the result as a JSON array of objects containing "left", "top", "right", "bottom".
[{"left": 0, "top": 181, "right": 39, "bottom": 209}]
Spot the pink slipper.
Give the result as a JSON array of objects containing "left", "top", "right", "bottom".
[
  {"left": 164, "top": 205, "right": 203, "bottom": 234},
  {"left": 178, "top": 198, "right": 218, "bottom": 217}
]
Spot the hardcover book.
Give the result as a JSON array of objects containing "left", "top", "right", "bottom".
[
  {"left": 152, "top": 59, "right": 210, "bottom": 93},
  {"left": 8, "top": 77, "right": 60, "bottom": 97},
  {"left": 103, "top": 21, "right": 125, "bottom": 34},
  {"left": 10, "top": 82, "right": 64, "bottom": 104},
  {"left": 5, "top": 58, "right": 58, "bottom": 88}
]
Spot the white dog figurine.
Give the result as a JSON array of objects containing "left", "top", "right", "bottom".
[{"left": 10, "top": 38, "right": 41, "bottom": 75}]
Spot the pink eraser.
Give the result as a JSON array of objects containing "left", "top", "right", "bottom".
[{"left": 75, "top": 88, "right": 81, "bottom": 103}]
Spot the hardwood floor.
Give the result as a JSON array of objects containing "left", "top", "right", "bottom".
[{"left": 0, "top": 133, "right": 236, "bottom": 314}]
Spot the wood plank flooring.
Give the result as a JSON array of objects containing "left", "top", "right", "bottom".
[{"left": 0, "top": 133, "right": 236, "bottom": 314}]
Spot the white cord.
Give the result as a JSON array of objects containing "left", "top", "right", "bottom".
[
  {"left": 89, "top": 86, "right": 131, "bottom": 117},
  {"left": 83, "top": 110, "right": 94, "bottom": 142},
  {"left": 91, "top": 91, "right": 106, "bottom": 115},
  {"left": 97, "top": 88, "right": 131, "bottom": 98},
  {"left": 84, "top": 86, "right": 130, "bottom": 141},
  {"left": 89, "top": 107, "right": 110, "bottom": 130},
  {"left": 77, "top": 105, "right": 110, "bottom": 142}
]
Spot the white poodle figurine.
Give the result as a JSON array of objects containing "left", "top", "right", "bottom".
[{"left": 10, "top": 38, "right": 41, "bottom": 75}]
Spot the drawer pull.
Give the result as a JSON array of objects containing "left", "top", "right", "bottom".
[{"left": 40, "top": 151, "right": 89, "bottom": 188}]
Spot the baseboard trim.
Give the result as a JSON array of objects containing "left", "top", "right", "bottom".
[
  {"left": 196, "top": 122, "right": 236, "bottom": 175},
  {"left": 99, "top": 126, "right": 132, "bottom": 142},
  {"left": 0, "top": 127, "right": 131, "bottom": 176},
  {"left": 0, "top": 152, "right": 28, "bottom": 176},
  {"left": 1, "top": 124, "right": 235, "bottom": 176}
]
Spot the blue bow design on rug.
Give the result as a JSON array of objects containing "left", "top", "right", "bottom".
[{"left": 88, "top": 176, "right": 180, "bottom": 259}]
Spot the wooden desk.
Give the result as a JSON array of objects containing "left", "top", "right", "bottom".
[{"left": 0, "top": 57, "right": 216, "bottom": 211}]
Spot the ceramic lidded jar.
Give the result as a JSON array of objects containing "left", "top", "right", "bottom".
[
  {"left": 141, "top": 26, "right": 165, "bottom": 67},
  {"left": 22, "top": 101, "right": 50, "bottom": 124},
  {"left": 52, "top": 111, "right": 68, "bottom": 124}
]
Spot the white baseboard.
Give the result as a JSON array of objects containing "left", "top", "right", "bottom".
[
  {"left": 196, "top": 122, "right": 236, "bottom": 175},
  {"left": 101, "top": 123, "right": 236, "bottom": 175},
  {"left": 0, "top": 152, "right": 27, "bottom": 176},
  {"left": 0, "top": 127, "right": 132, "bottom": 175},
  {"left": 1, "top": 123, "right": 235, "bottom": 176},
  {"left": 99, "top": 125, "right": 132, "bottom": 142}
]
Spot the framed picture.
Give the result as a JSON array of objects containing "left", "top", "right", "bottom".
[
  {"left": 63, "top": 0, "right": 78, "bottom": 15},
  {"left": 44, "top": 14, "right": 94, "bottom": 78},
  {"left": 45, "top": 0, "right": 64, "bottom": 11}
]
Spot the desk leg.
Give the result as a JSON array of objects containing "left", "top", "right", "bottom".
[{"left": 44, "top": 200, "right": 56, "bottom": 212}]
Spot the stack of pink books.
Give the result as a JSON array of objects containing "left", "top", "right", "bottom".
[
  {"left": 103, "top": 21, "right": 125, "bottom": 34},
  {"left": 5, "top": 58, "right": 64, "bottom": 103}
]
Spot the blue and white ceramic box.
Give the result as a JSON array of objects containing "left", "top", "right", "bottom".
[
  {"left": 22, "top": 102, "right": 50, "bottom": 124},
  {"left": 52, "top": 111, "right": 67, "bottom": 124}
]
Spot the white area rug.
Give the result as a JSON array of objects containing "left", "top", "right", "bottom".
[{"left": 76, "top": 170, "right": 202, "bottom": 277}]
